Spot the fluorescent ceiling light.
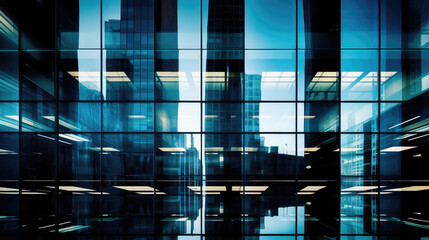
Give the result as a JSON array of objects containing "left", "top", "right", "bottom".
[
  {"left": 0, "top": 187, "right": 19, "bottom": 191},
  {"left": 304, "top": 147, "right": 319, "bottom": 152},
  {"left": 240, "top": 192, "right": 262, "bottom": 195},
  {"left": 231, "top": 186, "right": 269, "bottom": 192},
  {"left": 59, "top": 134, "right": 89, "bottom": 142},
  {"left": 158, "top": 147, "right": 186, "bottom": 152},
  {"left": 188, "top": 186, "right": 226, "bottom": 192},
  {"left": 388, "top": 186, "right": 429, "bottom": 192},
  {"left": 205, "top": 115, "right": 218, "bottom": 118},
  {"left": 44, "top": 186, "right": 95, "bottom": 192},
  {"left": 341, "top": 186, "right": 382, "bottom": 192},
  {"left": 90, "top": 147, "right": 120, "bottom": 152},
  {"left": 114, "top": 186, "right": 155, "bottom": 191},
  {"left": 43, "top": 116, "right": 79, "bottom": 131},
  {"left": 300, "top": 186, "right": 326, "bottom": 192},
  {"left": 408, "top": 133, "right": 429, "bottom": 141},
  {"left": 297, "top": 192, "right": 314, "bottom": 195},
  {"left": 358, "top": 192, "right": 391, "bottom": 195},
  {"left": 128, "top": 115, "right": 146, "bottom": 119},
  {"left": 205, "top": 147, "right": 224, "bottom": 152},
  {"left": 194, "top": 192, "right": 221, "bottom": 195},
  {"left": 381, "top": 146, "right": 417, "bottom": 152},
  {"left": 389, "top": 116, "right": 421, "bottom": 129},
  {"left": 333, "top": 148, "right": 362, "bottom": 152},
  {"left": 88, "top": 192, "right": 110, "bottom": 195}
]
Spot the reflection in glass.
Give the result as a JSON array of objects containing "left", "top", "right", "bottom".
[
  {"left": 245, "top": 0, "right": 296, "bottom": 49},
  {"left": 298, "top": 102, "right": 339, "bottom": 132},
  {"left": 103, "top": 102, "right": 154, "bottom": 132},
  {"left": 103, "top": 50, "right": 154, "bottom": 100},
  {"left": 155, "top": 0, "right": 201, "bottom": 49},
  {"left": 341, "top": 50, "right": 378, "bottom": 101},
  {"left": 22, "top": 102, "right": 56, "bottom": 132},
  {"left": 341, "top": 134, "right": 378, "bottom": 177},
  {"left": 203, "top": 50, "right": 243, "bottom": 101},
  {"left": 0, "top": 133, "right": 18, "bottom": 180},
  {"left": 341, "top": 0, "right": 378, "bottom": 48},
  {"left": 59, "top": 134, "right": 101, "bottom": 180},
  {"left": 245, "top": 50, "right": 295, "bottom": 101},
  {"left": 0, "top": 102, "right": 19, "bottom": 132},
  {"left": 341, "top": 103, "right": 378, "bottom": 132},
  {"left": 59, "top": 102, "right": 101, "bottom": 132},
  {"left": 156, "top": 103, "right": 200, "bottom": 132},
  {"left": 0, "top": 51, "right": 18, "bottom": 100},
  {"left": 20, "top": 134, "right": 56, "bottom": 180},
  {"left": 204, "top": 103, "right": 242, "bottom": 132},
  {"left": 245, "top": 134, "right": 296, "bottom": 179},
  {"left": 381, "top": 50, "right": 429, "bottom": 101},
  {"left": 245, "top": 103, "right": 295, "bottom": 132},
  {"left": 297, "top": 134, "right": 340, "bottom": 180},
  {"left": 156, "top": 50, "right": 200, "bottom": 100},
  {"left": 298, "top": 50, "right": 340, "bottom": 101},
  {"left": 102, "top": 0, "right": 154, "bottom": 49},
  {"left": 381, "top": 101, "right": 428, "bottom": 132},
  {"left": 156, "top": 134, "right": 201, "bottom": 178},
  {"left": 0, "top": 1, "right": 18, "bottom": 49},
  {"left": 59, "top": 50, "right": 101, "bottom": 100},
  {"left": 21, "top": 0, "right": 55, "bottom": 49},
  {"left": 103, "top": 134, "right": 154, "bottom": 180},
  {"left": 58, "top": 0, "right": 101, "bottom": 49},
  {"left": 21, "top": 51, "right": 55, "bottom": 101},
  {"left": 203, "top": 134, "right": 242, "bottom": 179}
]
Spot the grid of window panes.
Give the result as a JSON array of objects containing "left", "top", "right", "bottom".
[{"left": 0, "top": 0, "right": 428, "bottom": 239}]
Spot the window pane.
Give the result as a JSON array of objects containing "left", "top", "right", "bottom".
[
  {"left": 341, "top": 0, "right": 378, "bottom": 48},
  {"left": 245, "top": 0, "right": 296, "bottom": 49},
  {"left": 21, "top": 0, "right": 55, "bottom": 49},
  {"left": 203, "top": 133, "right": 242, "bottom": 179},
  {"left": 104, "top": 50, "right": 154, "bottom": 100},
  {"left": 245, "top": 50, "right": 296, "bottom": 101},
  {"left": 0, "top": 102, "right": 19, "bottom": 132},
  {"left": 59, "top": 102, "right": 101, "bottom": 132},
  {"left": 102, "top": 0, "right": 155, "bottom": 49},
  {"left": 58, "top": 0, "right": 101, "bottom": 49},
  {"left": 156, "top": 103, "right": 201, "bottom": 132},
  {"left": 245, "top": 103, "right": 296, "bottom": 132},
  {"left": 0, "top": 1, "right": 18, "bottom": 49},
  {"left": 341, "top": 50, "right": 378, "bottom": 101},
  {"left": 59, "top": 50, "right": 101, "bottom": 100},
  {"left": 0, "top": 133, "right": 18, "bottom": 180},
  {"left": 204, "top": 103, "right": 242, "bottom": 132},
  {"left": 298, "top": 50, "right": 340, "bottom": 101},
  {"left": 203, "top": 50, "right": 243, "bottom": 101},
  {"left": 298, "top": 102, "right": 339, "bottom": 132},
  {"left": 156, "top": 134, "right": 201, "bottom": 179},
  {"left": 59, "top": 134, "right": 101, "bottom": 180},
  {"left": 20, "top": 134, "right": 56, "bottom": 180},
  {"left": 341, "top": 103, "right": 378, "bottom": 132},
  {"left": 103, "top": 134, "right": 154, "bottom": 180},
  {"left": 156, "top": 50, "right": 201, "bottom": 100},
  {"left": 298, "top": 0, "right": 340, "bottom": 49},
  {"left": 155, "top": 0, "right": 201, "bottom": 49},
  {"left": 21, "top": 51, "right": 55, "bottom": 101},
  {"left": 380, "top": 102, "right": 428, "bottom": 132},
  {"left": 22, "top": 102, "right": 56, "bottom": 132},
  {"left": 103, "top": 102, "right": 154, "bottom": 132},
  {"left": 244, "top": 134, "right": 296, "bottom": 179},
  {"left": 340, "top": 134, "right": 378, "bottom": 177},
  {"left": 202, "top": 0, "right": 244, "bottom": 49},
  {"left": 0, "top": 51, "right": 18, "bottom": 100},
  {"left": 381, "top": 50, "right": 429, "bottom": 101}
]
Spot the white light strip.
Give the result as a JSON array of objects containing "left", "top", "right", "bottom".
[
  {"left": 114, "top": 186, "right": 155, "bottom": 191},
  {"left": 380, "top": 146, "right": 417, "bottom": 152},
  {"left": 388, "top": 186, "right": 429, "bottom": 192},
  {"left": 408, "top": 133, "right": 429, "bottom": 141},
  {"left": 59, "top": 134, "right": 89, "bottom": 142},
  {"left": 341, "top": 186, "right": 383, "bottom": 192},
  {"left": 388, "top": 116, "right": 421, "bottom": 129},
  {"left": 300, "top": 186, "right": 326, "bottom": 192}
]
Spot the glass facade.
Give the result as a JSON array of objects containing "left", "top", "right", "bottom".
[{"left": 0, "top": 0, "right": 428, "bottom": 239}]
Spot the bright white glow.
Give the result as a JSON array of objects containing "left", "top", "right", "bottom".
[
  {"left": 59, "top": 134, "right": 89, "bottom": 142},
  {"left": 188, "top": 186, "right": 226, "bottom": 192},
  {"left": 388, "top": 116, "right": 421, "bottom": 129},
  {"left": 231, "top": 186, "right": 269, "bottom": 192},
  {"left": 297, "top": 192, "right": 314, "bottom": 195},
  {"left": 413, "top": 154, "right": 423, "bottom": 158},
  {"left": 0, "top": 187, "right": 19, "bottom": 191},
  {"left": 37, "top": 134, "right": 55, "bottom": 141},
  {"left": 205, "top": 147, "right": 224, "bottom": 152},
  {"left": 408, "top": 133, "right": 429, "bottom": 141},
  {"left": 52, "top": 186, "right": 95, "bottom": 192},
  {"left": 128, "top": 115, "right": 146, "bottom": 119},
  {"left": 304, "top": 147, "right": 319, "bottom": 152},
  {"left": 176, "top": 217, "right": 188, "bottom": 221},
  {"left": 333, "top": 148, "right": 362, "bottom": 152},
  {"left": 43, "top": 116, "right": 79, "bottom": 131},
  {"left": 90, "top": 147, "right": 120, "bottom": 152},
  {"left": 240, "top": 192, "right": 262, "bottom": 195},
  {"left": 341, "top": 186, "right": 382, "bottom": 192},
  {"left": 114, "top": 186, "right": 155, "bottom": 191},
  {"left": 158, "top": 147, "right": 186, "bottom": 152},
  {"left": 388, "top": 186, "right": 429, "bottom": 192},
  {"left": 194, "top": 192, "right": 221, "bottom": 195},
  {"left": 301, "top": 186, "right": 326, "bottom": 192},
  {"left": 204, "top": 115, "right": 218, "bottom": 118},
  {"left": 358, "top": 192, "right": 391, "bottom": 195},
  {"left": 381, "top": 146, "right": 417, "bottom": 152},
  {"left": 88, "top": 192, "right": 110, "bottom": 195}
]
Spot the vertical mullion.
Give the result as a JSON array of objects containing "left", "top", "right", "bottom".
[
  {"left": 100, "top": 0, "right": 104, "bottom": 231},
  {"left": 54, "top": 0, "right": 59, "bottom": 235},
  {"left": 377, "top": 0, "right": 382, "bottom": 238},
  {"left": 295, "top": 0, "right": 299, "bottom": 237},
  {"left": 200, "top": 0, "right": 203, "bottom": 239}
]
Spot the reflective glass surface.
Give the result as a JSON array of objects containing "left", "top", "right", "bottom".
[{"left": 0, "top": 51, "right": 18, "bottom": 100}]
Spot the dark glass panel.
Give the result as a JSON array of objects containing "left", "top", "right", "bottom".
[
  {"left": 21, "top": 102, "right": 56, "bottom": 132},
  {"left": 0, "top": 1, "right": 18, "bottom": 49},
  {"left": 0, "top": 134, "right": 18, "bottom": 180},
  {"left": 298, "top": 102, "right": 339, "bottom": 132},
  {"left": 58, "top": 0, "right": 101, "bottom": 49},
  {"left": 104, "top": 50, "right": 154, "bottom": 100},
  {"left": 298, "top": 50, "right": 340, "bottom": 101},
  {"left": 103, "top": 102, "right": 154, "bottom": 132},
  {"left": 245, "top": 0, "right": 296, "bottom": 49},
  {"left": 298, "top": 0, "right": 340, "bottom": 49},
  {"left": 156, "top": 134, "right": 201, "bottom": 179},
  {"left": 245, "top": 50, "right": 296, "bottom": 101},
  {"left": 21, "top": 0, "right": 55, "bottom": 49},
  {"left": 245, "top": 103, "right": 295, "bottom": 132},
  {"left": 203, "top": 50, "right": 244, "bottom": 101},
  {"left": 21, "top": 51, "right": 55, "bottom": 101},
  {"left": 155, "top": 50, "right": 201, "bottom": 101},
  {"left": 103, "top": 134, "right": 154, "bottom": 180},
  {"left": 59, "top": 102, "right": 101, "bottom": 132},
  {"left": 203, "top": 134, "right": 242, "bottom": 179},
  {"left": 156, "top": 103, "right": 201, "bottom": 132},
  {"left": 244, "top": 134, "right": 296, "bottom": 179},
  {"left": 59, "top": 50, "right": 101, "bottom": 101},
  {"left": 341, "top": 0, "right": 378, "bottom": 48},
  {"left": 155, "top": 0, "right": 201, "bottom": 49},
  {"left": 58, "top": 134, "right": 101, "bottom": 180},
  {"left": 0, "top": 182, "right": 19, "bottom": 233},
  {"left": 20, "top": 134, "right": 56, "bottom": 180},
  {"left": 380, "top": 100, "right": 428, "bottom": 132},
  {"left": 297, "top": 133, "right": 340, "bottom": 180},
  {"left": 204, "top": 103, "right": 242, "bottom": 132},
  {"left": 202, "top": 0, "right": 244, "bottom": 49},
  {"left": 0, "top": 51, "right": 18, "bottom": 100}
]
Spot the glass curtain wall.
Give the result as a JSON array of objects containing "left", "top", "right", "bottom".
[{"left": 0, "top": 0, "right": 428, "bottom": 239}]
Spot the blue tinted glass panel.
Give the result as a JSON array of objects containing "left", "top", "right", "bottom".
[
  {"left": 340, "top": 134, "right": 378, "bottom": 177},
  {"left": 0, "top": 102, "right": 19, "bottom": 132},
  {"left": 0, "top": 1, "right": 18, "bottom": 49},
  {"left": 0, "top": 51, "right": 18, "bottom": 100},
  {"left": 341, "top": 103, "right": 378, "bottom": 132},
  {"left": 156, "top": 103, "right": 201, "bottom": 132},
  {"left": 245, "top": 103, "right": 295, "bottom": 132},
  {"left": 204, "top": 103, "right": 242, "bottom": 132},
  {"left": 22, "top": 102, "right": 56, "bottom": 132},
  {"left": 298, "top": 102, "right": 339, "bottom": 132},
  {"left": 59, "top": 102, "right": 101, "bottom": 132},
  {"left": 103, "top": 102, "right": 154, "bottom": 132},
  {"left": 380, "top": 102, "right": 428, "bottom": 132}
]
